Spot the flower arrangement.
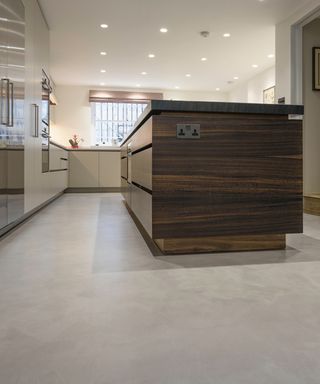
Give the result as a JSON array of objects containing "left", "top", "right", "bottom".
[{"left": 69, "top": 134, "right": 84, "bottom": 149}]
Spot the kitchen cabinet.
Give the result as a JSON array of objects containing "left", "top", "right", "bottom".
[
  {"left": 0, "top": 0, "right": 25, "bottom": 232},
  {"left": 49, "top": 143, "right": 68, "bottom": 171},
  {"left": 120, "top": 99, "right": 303, "bottom": 254},
  {"left": 23, "top": 0, "right": 67, "bottom": 214},
  {"left": 68, "top": 150, "right": 121, "bottom": 189},
  {"left": 99, "top": 152, "right": 121, "bottom": 187}
]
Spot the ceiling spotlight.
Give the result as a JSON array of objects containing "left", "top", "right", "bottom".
[
  {"left": 268, "top": 54, "right": 275, "bottom": 58},
  {"left": 201, "top": 57, "right": 207, "bottom": 61},
  {"left": 136, "top": 84, "right": 141, "bottom": 87},
  {"left": 175, "top": 86, "right": 180, "bottom": 89},
  {"left": 233, "top": 76, "right": 239, "bottom": 80},
  {"left": 216, "top": 87, "right": 220, "bottom": 91},
  {"left": 252, "top": 64, "right": 259, "bottom": 68},
  {"left": 100, "top": 69, "right": 106, "bottom": 73},
  {"left": 148, "top": 54, "right": 155, "bottom": 58},
  {"left": 160, "top": 27, "right": 168, "bottom": 33},
  {"left": 100, "top": 82, "right": 105, "bottom": 86},
  {"left": 141, "top": 71, "right": 147, "bottom": 75},
  {"left": 186, "top": 74, "right": 191, "bottom": 77},
  {"left": 100, "top": 24, "right": 108, "bottom": 29},
  {"left": 200, "top": 31, "right": 210, "bottom": 38},
  {"left": 100, "top": 51, "right": 107, "bottom": 56},
  {"left": 223, "top": 33, "right": 231, "bottom": 37}
]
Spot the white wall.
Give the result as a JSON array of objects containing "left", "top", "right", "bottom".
[
  {"left": 275, "top": 0, "right": 320, "bottom": 103},
  {"left": 52, "top": 85, "right": 94, "bottom": 146},
  {"left": 228, "top": 66, "right": 275, "bottom": 103},
  {"left": 52, "top": 85, "right": 227, "bottom": 147},
  {"left": 303, "top": 19, "right": 320, "bottom": 195}
]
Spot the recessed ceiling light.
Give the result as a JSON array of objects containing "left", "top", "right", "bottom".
[
  {"left": 100, "top": 82, "right": 105, "bottom": 86},
  {"left": 268, "top": 54, "right": 275, "bottom": 58},
  {"left": 136, "top": 84, "right": 141, "bottom": 87},
  {"left": 252, "top": 64, "right": 259, "bottom": 68},
  {"left": 100, "top": 51, "right": 107, "bottom": 56},
  {"left": 100, "top": 69, "right": 106, "bottom": 73},
  {"left": 148, "top": 54, "right": 155, "bottom": 58},
  {"left": 141, "top": 71, "right": 147, "bottom": 75},
  {"left": 233, "top": 76, "right": 239, "bottom": 80},
  {"left": 175, "top": 86, "right": 180, "bottom": 89},
  {"left": 216, "top": 87, "right": 220, "bottom": 91},
  {"left": 100, "top": 24, "right": 108, "bottom": 29},
  {"left": 160, "top": 27, "right": 168, "bottom": 33},
  {"left": 223, "top": 33, "right": 231, "bottom": 37},
  {"left": 186, "top": 74, "right": 191, "bottom": 77},
  {"left": 201, "top": 57, "right": 207, "bottom": 61}
]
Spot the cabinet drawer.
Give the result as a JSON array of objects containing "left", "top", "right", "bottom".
[
  {"left": 131, "top": 184, "right": 152, "bottom": 237},
  {"left": 132, "top": 147, "right": 152, "bottom": 190},
  {"left": 131, "top": 117, "right": 152, "bottom": 152},
  {"left": 121, "top": 157, "right": 128, "bottom": 179}
]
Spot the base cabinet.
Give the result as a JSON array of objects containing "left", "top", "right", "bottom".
[{"left": 68, "top": 151, "right": 121, "bottom": 188}]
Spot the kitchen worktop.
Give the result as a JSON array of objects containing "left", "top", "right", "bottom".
[
  {"left": 50, "top": 141, "right": 120, "bottom": 151},
  {"left": 121, "top": 100, "right": 304, "bottom": 145}
]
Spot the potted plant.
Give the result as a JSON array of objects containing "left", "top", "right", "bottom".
[{"left": 69, "top": 134, "right": 83, "bottom": 149}]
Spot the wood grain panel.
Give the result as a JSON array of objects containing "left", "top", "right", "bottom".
[
  {"left": 152, "top": 113, "right": 303, "bottom": 239},
  {"left": 155, "top": 235, "right": 286, "bottom": 254}
]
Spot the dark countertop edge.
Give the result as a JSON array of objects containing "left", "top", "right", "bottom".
[
  {"left": 120, "top": 100, "right": 304, "bottom": 146},
  {"left": 49, "top": 141, "right": 120, "bottom": 152}
]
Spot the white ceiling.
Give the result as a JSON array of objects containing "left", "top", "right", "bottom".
[{"left": 38, "top": 0, "right": 310, "bottom": 92}]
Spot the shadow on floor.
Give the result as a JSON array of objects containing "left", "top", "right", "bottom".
[{"left": 92, "top": 196, "right": 320, "bottom": 273}]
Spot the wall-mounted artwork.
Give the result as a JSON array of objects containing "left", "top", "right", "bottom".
[
  {"left": 263, "top": 86, "right": 275, "bottom": 104},
  {"left": 313, "top": 47, "right": 320, "bottom": 91}
]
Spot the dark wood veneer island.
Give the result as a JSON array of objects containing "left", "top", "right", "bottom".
[{"left": 120, "top": 100, "right": 303, "bottom": 254}]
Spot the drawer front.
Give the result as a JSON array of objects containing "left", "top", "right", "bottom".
[
  {"left": 131, "top": 184, "right": 152, "bottom": 237},
  {"left": 131, "top": 117, "right": 152, "bottom": 152},
  {"left": 120, "top": 144, "right": 127, "bottom": 159},
  {"left": 121, "top": 157, "right": 128, "bottom": 179},
  {"left": 121, "top": 177, "right": 127, "bottom": 200},
  {"left": 132, "top": 147, "right": 152, "bottom": 190}
]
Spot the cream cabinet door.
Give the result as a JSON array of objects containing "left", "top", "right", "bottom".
[
  {"left": 69, "top": 152, "right": 99, "bottom": 187},
  {"left": 99, "top": 152, "right": 121, "bottom": 187}
]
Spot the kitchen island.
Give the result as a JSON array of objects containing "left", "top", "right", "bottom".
[{"left": 120, "top": 100, "right": 303, "bottom": 254}]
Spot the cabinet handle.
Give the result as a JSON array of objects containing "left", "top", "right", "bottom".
[
  {"left": 32, "top": 104, "right": 39, "bottom": 137},
  {"left": 8, "top": 82, "right": 14, "bottom": 127},
  {"left": 0, "top": 78, "right": 9, "bottom": 126}
]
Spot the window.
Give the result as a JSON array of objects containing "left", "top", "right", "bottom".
[{"left": 91, "top": 101, "right": 148, "bottom": 145}]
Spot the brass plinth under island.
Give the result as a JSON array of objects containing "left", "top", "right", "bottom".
[{"left": 120, "top": 100, "right": 303, "bottom": 255}]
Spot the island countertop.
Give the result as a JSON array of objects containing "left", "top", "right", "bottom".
[{"left": 121, "top": 100, "right": 304, "bottom": 146}]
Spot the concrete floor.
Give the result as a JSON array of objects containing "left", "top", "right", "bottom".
[{"left": 1, "top": 193, "right": 320, "bottom": 384}]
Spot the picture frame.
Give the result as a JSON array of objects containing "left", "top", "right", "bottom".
[
  {"left": 263, "top": 86, "right": 275, "bottom": 104},
  {"left": 313, "top": 47, "right": 320, "bottom": 91}
]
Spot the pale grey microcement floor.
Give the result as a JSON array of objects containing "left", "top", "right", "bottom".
[{"left": 1, "top": 193, "right": 320, "bottom": 384}]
